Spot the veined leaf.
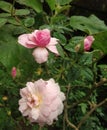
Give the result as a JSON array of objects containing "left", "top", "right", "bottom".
[
  {"left": 93, "top": 31, "right": 107, "bottom": 54},
  {"left": 56, "top": 44, "right": 65, "bottom": 58},
  {"left": 16, "top": 0, "right": 43, "bottom": 13},
  {"left": 15, "top": 9, "right": 30, "bottom": 16},
  {"left": 98, "top": 65, "right": 107, "bottom": 78},
  {"left": 70, "top": 15, "right": 107, "bottom": 34},
  {"left": 0, "top": 1, "right": 14, "bottom": 13},
  {"left": 0, "top": 18, "right": 7, "bottom": 28},
  {"left": 0, "top": 13, "right": 11, "bottom": 17}
]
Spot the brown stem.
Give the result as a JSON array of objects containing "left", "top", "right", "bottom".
[
  {"left": 64, "top": 102, "right": 78, "bottom": 130},
  {"left": 67, "top": 78, "right": 107, "bottom": 109},
  {"left": 77, "top": 98, "right": 107, "bottom": 129}
]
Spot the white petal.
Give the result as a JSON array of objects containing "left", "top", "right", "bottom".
[
  {"left": 30, "top": 108, "right": 39, "bottom": 120},
  {"left": 32, "top": 48, "right": 49, "bottom": 64},
  {"left": 26, "top": 82, "right": 35, "bottom": 95}
]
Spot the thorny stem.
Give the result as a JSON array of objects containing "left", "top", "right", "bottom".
[{"left": 77, "top": 98, "right": 107, "bottom": 129}]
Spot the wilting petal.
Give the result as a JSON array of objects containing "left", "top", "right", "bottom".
[{"left": 32, "top": 48, "right": 49, "bottom": 64}]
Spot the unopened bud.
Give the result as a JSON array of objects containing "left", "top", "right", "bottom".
[
  {"left": 84, "top": 36, "right": 94, "bottom": 51},
  {"left": 11, "top": 67, "right": 17, "bottom": 79},
  {"left": 75, "top": 44, "right": 81, "bottom": 52}
]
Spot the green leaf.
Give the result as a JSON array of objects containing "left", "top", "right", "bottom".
[
  {"left": 70, "top": 15, "right": 107, "bottom": 34},
  {"left": 0, "top": 18, "right": 7, "bottom": 28},
  {"left": 56, "top": 44, "right": 65, "bottom": 58},
  {"left": 78, "top": 52, "right": 93, "bottom": 66},
  {"left": 53, "top": 32, "right": 67, "bottom": 46},
  {"left": 15, "top": 9, "right": 30, "bottom": 15},
  {"left": 56, "top": 5, "right": 71, "bottom": 14},
  {"left": 24, "top": 17, "right": 35, "bottom": 27},
  {"left": 93, "top": 31, "right": 107, "bottom": 54},
  {"left": 0, "top": 1, "right": 14, "bottom": 13},
  {"left": 68, "top": 65, "right": 94, "bottom": 85},
  {"left": 46, "top": 0, "right": 56, "bottom": 10},
  {"left": 79, "top": 103, "right": 87, "bottom": 114},
  {"left": 65, "top": 36, "right": 84, "bottom": 52},
  {"left": 0, "top": 25, "right": 20, "bottom": 69},
  {"left": 98, "top": 65, "right": 107, "bottom": 78},
  {"left": 92, "top": 50, "right": 104, "bottom": 62},
  {"left": 16, "top": 0, "right": 43, "bottom": 13},
  {"left": 0, "top": 24, "right": 31, "bottom": 70},
  {"left": 57, "top": 0, "right": 73, "bottom": 5},
  {"left": 0, "top": 13, "right": 11, "bottom": 17},
  {"left": 7, "top": 18, "right": 20, "bottom": 25},
  {"left": 81, "top": 67, "right": 94, "bottom": 82}
]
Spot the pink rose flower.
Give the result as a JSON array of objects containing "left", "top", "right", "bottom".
[
  {"left": 11, "top": 67, "right": 17, "bottom": 78},
  {"left": 18, "top": 29, "right": 59, "bottom": 64},
  {"left": 19, "top": 78, "right": 65, "bottom": 126},
  {"left": 84, "top": 36, "right": 94, "bottom": 51}
]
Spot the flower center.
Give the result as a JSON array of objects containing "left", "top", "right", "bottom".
[
  {"left": 27, "top": 94, "right": 42, "bottom": 108},
  {"left": 35, "top": 30, "right": 51, "bottom": 47}
]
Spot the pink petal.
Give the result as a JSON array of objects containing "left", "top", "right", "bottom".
[
  {"left": 40, "top": 105, "right": 51, "bottom": 117},
  {"left": 26, "top": 82, "right": 35, "bottom": 95},
  {"left": 46, "top": 45, "right": 59, "bottom": 55},
  {"left": 32, "top": 48, "right": 49, "bottom": 64},
  {"left": 84, "top": 36, "right": 94, "bottom": 51},
  {"left": 47, "top": 110, "right": 58, "bottom": 125},
  {"left": 46, "top": 38, "right": 59, "bottom": 55},
  {"left": 34, "top": 79, "right": 47, "bottom": 94},
  {"left": 20, "top": 88, "right": 28, "bottom": 98},
  {"left": 18, "top": 34, "right": 36, "bottom": 48},
  {"left": 30, "top": 108, "right": 39, "bottom": 120},
  {"left": 22, "top": 108, "right": 30, "bottom": 116},
  {"left": 19, "top": 102, "right": 27, "bottom": 113},
  {"left": 48, "top": 38, "right": 59, "bottom": 45}
]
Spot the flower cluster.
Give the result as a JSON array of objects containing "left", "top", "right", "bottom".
[{"left": 18, "top": 28, "right": 94, "bottom": 126}]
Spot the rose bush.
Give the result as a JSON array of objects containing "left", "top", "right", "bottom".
[{"left": 0, "top": 0, "right": 107, "bottom": 130}]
